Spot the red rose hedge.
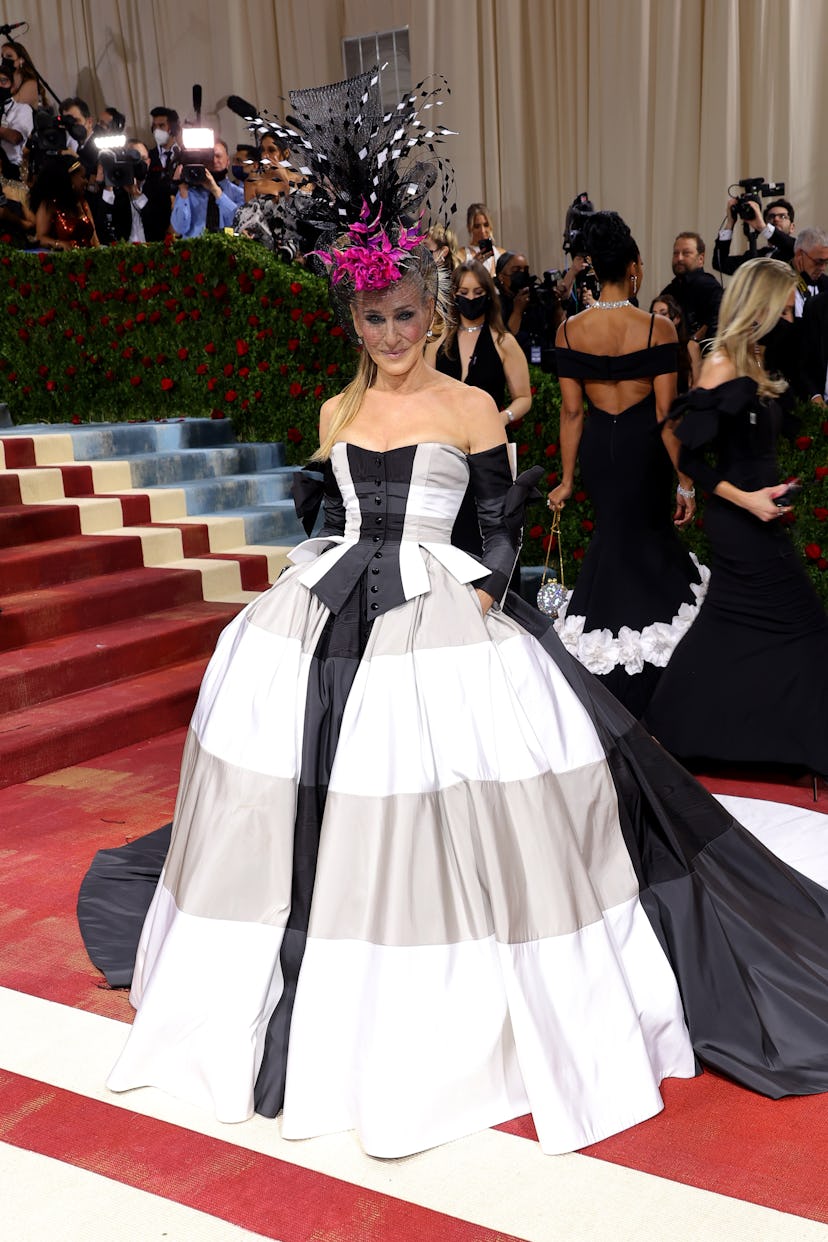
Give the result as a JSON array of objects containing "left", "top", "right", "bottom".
[{"left": 0, "top": 234, "right": 826, "bottom": 600}]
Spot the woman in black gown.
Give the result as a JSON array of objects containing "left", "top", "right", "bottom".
[
  {"left": 432, "top": 259, "right": 531, "bottom": 556},
  {"left": 548, "top": 213, "right": 705, "bottom": 718},
  {"left": 646, "top": 258, "right": 828, "bottom": 774}
]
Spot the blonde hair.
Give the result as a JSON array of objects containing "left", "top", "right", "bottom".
[
  {"left": 427, "top": 222, "right": 461, "bottom": 271},
  {"left": 709, "top": 257, "right": 797, "bottom": 398},
  {"left": 312, "top": 351, "right": 377, "bottom": 461}
]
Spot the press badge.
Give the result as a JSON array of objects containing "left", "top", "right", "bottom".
[{"left": 531, "top": 344, "right": 542, "bottom": 364}]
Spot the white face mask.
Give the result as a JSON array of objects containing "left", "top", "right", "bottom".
[{"left": 153, "top": 128, "right": 170, "bottom": 147}]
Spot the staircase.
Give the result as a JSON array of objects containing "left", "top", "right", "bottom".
[{"left": 0, "top": 418, "right": 307, "bottom": 788}]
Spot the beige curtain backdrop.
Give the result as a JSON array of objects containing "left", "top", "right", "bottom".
[{"left": 4, "top": 0, "right": 826, "bottom": 303}]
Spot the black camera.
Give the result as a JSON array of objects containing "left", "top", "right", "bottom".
[
  {"left": 26, "top": 109, "right": 69, "bottom": 171},
  {"left": 734, "top": 177, "right": 785, "bottom": 220},
  {"left": 98, "top": 144, "right": 144, "bottom": 189},
  {"left": 575, "top": 264, "right": 600, "bottom": 305},
  {"left": 563, "top": 191, "right": 595, "bottom": 254}
]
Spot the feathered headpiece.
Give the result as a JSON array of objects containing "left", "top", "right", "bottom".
[{"left": 229, "top": 67, "right": 456, "bottom": 329}]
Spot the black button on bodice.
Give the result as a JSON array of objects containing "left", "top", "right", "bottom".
[
  {"left": 372, "top": 535, "right": 381, "bottom": 543},
  {"left": 370, "top": 584, "right": 379, "bottom": 593},
  {"left": 374, "top": 478, "right": 381, "bottom": 486},
  {"left": 374, "top": 551, "right": 382, "bottom": 559},
  {"left": 374, "top": 457, "right": 382, "bottom": 466},
  {"left": 371, "top": 567, "right": 380, "bottom": 575},
  {"left": 370, "top": 602, "right": 379, "bottom": 611},
  {"left": 374, "top": 496, "right": 382, "bottom": 505},
  {"left": 375, "top": 516, "right": 383, "bottom": 526}
]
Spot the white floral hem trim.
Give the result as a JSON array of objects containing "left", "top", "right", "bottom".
[{"left": 553, "top": 554, "right": 710, "bottom": 676}]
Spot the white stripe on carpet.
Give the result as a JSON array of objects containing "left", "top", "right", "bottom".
[
  {"left": 0, "top": 987, "right": 824, "bottom": 1242},
  {"left": 0, "top": 1143, "right": 277, "bottom": 1242}
]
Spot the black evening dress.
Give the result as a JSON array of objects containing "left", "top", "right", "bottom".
[
  {"left": 436, "top": 328, "right": 506, "bottom": 557},
  {"left": 645, "top": 377, "right": 828, "bottom": 774},
  {"left": 77, "top": 441, "right": 828, "bottom": 1159},
  {"left": 554, "top": 318, "right": 705, "bottom": 717}
]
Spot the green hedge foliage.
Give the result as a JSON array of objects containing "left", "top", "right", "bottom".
[{"left": 1, "top": 235, "right": 826, "bottom": 600}]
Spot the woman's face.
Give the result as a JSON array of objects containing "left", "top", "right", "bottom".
[
  {"left": 1, "top": 44, "right": 18, "bottom": 68},
  {"left": 259, "top": 136, "right": 282, "bottom": 168},
  {"left": 351, "top": 278, "right": 433, "bottom": 375},
  {"left": 652, "top": 300, "right": 675, "bottom": 323},
  {"left": 71, "top": 167, "right": 87, "bottom": 198},
  {"left": 457, "top": 272, "right": 486, "bottom": 300},
  {"left": 500, "top": 254, "right": 528, "bottom": 291},
  {"left": 470, "top": 212, "right": 492, "bottom": 245}
]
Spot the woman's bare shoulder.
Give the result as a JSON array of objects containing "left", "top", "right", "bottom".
[{"left": 696, "top": 349, "right": 738, "bottom": 389}]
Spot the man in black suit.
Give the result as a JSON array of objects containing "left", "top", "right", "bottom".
[
  {"left": 659, "top": 232, "right": 723, "bottom": 343},
  {"left": 143, "top": 106, "right": 179, "bottom": 241},
  {"left": 799, "top": 289, "right": 828, "bottom": 405},
  {"left": 792, "top": 227, "right": 828, "bottom": 317},
  {"left": 713, "top": 197, "right": 796, "bottom": 275}
]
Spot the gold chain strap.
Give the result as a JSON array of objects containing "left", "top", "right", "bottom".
[{"left": 540, "top": 509, "right": 565, "bottom": 588}]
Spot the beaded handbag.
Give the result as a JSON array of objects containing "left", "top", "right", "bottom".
[{"left": 536, "top": 510, "right": 568, "bottom": 619}]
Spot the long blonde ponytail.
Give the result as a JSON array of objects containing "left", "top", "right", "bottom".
[{"left": 311, "top": 351, "right": 377, "bottom": 461}]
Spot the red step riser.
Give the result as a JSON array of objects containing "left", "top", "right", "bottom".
[
  {"left": 0, "top": 438, "right": 36, "bottom": 468},
  {"left": 0, "top": 475, "right": 22, "bottom": 505},
  {"left": 0, "top": 504, "right": 83, "bottom": 546},
  {"left": 0, "top": 535, "right": 146, "bottom": 594},
  {"left": 0, "top": 671, "right": 205, "bottom": 789},
  {"left": 0, "top": 611, "right": 234, "bottom": 713},
  {"left": 0, "top": 570, "right": 208, "bottom": 652}
]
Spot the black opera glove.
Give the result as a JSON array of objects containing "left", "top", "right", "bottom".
[
  {"left": 291, "top": 460, "right": 346, "bottom": 537},
  {"left": 468, "top": 445, "right": 545, "bottom": 605}
]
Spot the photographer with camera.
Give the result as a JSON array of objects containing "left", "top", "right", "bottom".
[
  {"left": 713, "top": 183, "right": 795, "bottom": 276},
  {"left": 0, "top": 57, "right": 31, "bottom": 182},
  {"left": 91, "top": 138, "right": 152, "bottom": 244},
  {"left": 142, "top": 106, "right": 180, "bottom": 240},
  {"left": 170, "top": 138, "right": 241, "bottom": 238},
  {"left": 496, "top": 250, "right": 564, "bottom": 369},
  {"left": 59, "top": 97, "right": 98, "bottom": 176}
]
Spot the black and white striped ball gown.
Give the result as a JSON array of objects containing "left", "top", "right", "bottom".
[{"left": 80, "top": 440, "right": 828, "bottom": 1158}]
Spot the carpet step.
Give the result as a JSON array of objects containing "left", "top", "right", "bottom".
[
  {"left": 0, "top": 418, "right": 240, "bottom": 461},
  {"left": 0, "top": 566, "right": 209, "bottom": 652},
  {"left": 0, "top": 502, "right": 83, "bottom": 546},
  {"left": 0, "top": 533, "right": 146, "bottom": 593},
  {"left": 0, "top": 657, "right": 211, "bottom": 788},
  {"left": 118, "top": 444, "right": 287, "bottom": 486},
  {"left": 0, "top": 603, "right": 237, "bottom": 713}
]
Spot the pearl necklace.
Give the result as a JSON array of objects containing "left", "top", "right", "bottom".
[
  {"left": 589, "top": 299, "right": 632, "bottom": 310},
  {"left": 459, "top": 324, "right": 483, "bottom": 332}
]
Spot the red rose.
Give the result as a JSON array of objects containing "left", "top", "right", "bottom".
[
  {"left": 819, "top": 558, "right": 828, "bottom": 571},
  {"left": 572, "top": 547, "right": 585, "bottom": 561},
  {"left": 161, "top": 378, "right": 175, "bottom": 391},
  {"left": 236, "top": 339, "right": 249, "bottom": 356},
  {"left": 542, "top": 533, "right": 558, "bottom": 552},
  {"left": 287, "top": 427, "right": 303, "bottom": 443},
  {"left": 814, "top": 508, "right": 828, "bottom": 522},
  {"left": 6, "top": 303, "right": 17, "bottom": 315},
  {"left": 248, "top": 314, "right": 260, "bottom": 326},
  {"left": 547, "top": 471, "right": 559, "bottom": 485},
  {"left": 175, "top": 311, "right": 187, "bottom": 324},
  {"left": 313, "top": 384, "right": 323, "bottom": 398},
  {"left": 177, "top": 347, "right": 188, "bottom": 360},
  {"left": 17, "top": 327, "right": 29, "bottom": 341},
  {"left": 290, "top": 307, "right": 302, "bottom": 321},
  {"left": 130, "top": 375, "right": 142, "bottom": 386},
  {"left": 191, "top": 309, "right": 201, "bottom": 321},
  {"left": 72, "top": 415, "right": 81, "bottom": 424},
  {"left": 330, "top": 325, "right": 344, "bottom": 337},
  {"left": 805, "top": 543, "right": 822, "bottom": 560},
  {"left": 196, "top": 364, "right": 208, "bottom": 375},
  {"left": 290, "top": 281, "right": 302, "bottom": 295},
  {"left": 210, "top": 408, "right": 225, "bottom": 420},
  {"left": 239, "top": 366, "right": 250, "bottom": 379},
  {"left": 252, "top": 267, "right": 264, "bottom": 280},
  {"left": 132, "top": 262, "right": 145, "bottom": 275},
  {"left": 279, "top": 364, "right": 289, "bottom": 376},
  {"left": 207, "top": 378, "right": 217, "bottom": 392},
  {"left": 326, "top": 363, "right": 338, "bottom": 376},
  {"left": 303, "top": 312, "right": 316, "bottom": 328},
  {"left": 544, "top": 443, "right": 558, "bottom": 456},
  {"left": 65, "top": 365, "right": 77, "bottom": 377},
  {"left": 822, "top": 421, "right": 828, "bottom": 436},
  {"left": 574, "top": 490, "right": 587, "bottom": 502},
  {"left": 135, "top": 311, "right": 146, "bottom": 323},
  {"left": 529, "top": 524, "right": 544, "bottom": 539},
  {"left": 289, "top": 381, "right": 303, "bottom": 397},
  {"left": 45, "top": 379, "right": 56, "bottom": 391},
  {"left": 796, "top": 435, "right": 813, "bottom": 450},
  {"left": 225, "top": 389, "right": 238, "bottom": 403},
  {"left": 223, "top": 363, "right": 235, "bottom": 377},
  {"left": 204, "top": 342, "right": 216, "bottom": 354},
  {"left": 581, "top": 519, "right": 594, "bottom": 531},
  {"left": 260, "top": 295, "right": 270, "bottom": 307},
  {"left": 180, "top": 249, "right": 191, "bottom": 261},
  {"left": 253, "top": 390, "right": 263, "bottom": 401},
  {"left": 517, "top": 443, "right": 530, "bottom": 456},
  {"left": 37, "top": 364, "right": 48, "bottom": 377},
  {"left": 287, "top": 338, "right": 299, "bottom": 352},
  {"left": 816, "top": 466, "right": 828, "bottom": 479},
  {"left": 257, "top": 360, "right": 270, "bottom": 372}
]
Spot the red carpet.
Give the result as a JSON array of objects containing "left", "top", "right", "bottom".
[{"left": 0, "top": 729, "right": 827, "bottom": 1231}]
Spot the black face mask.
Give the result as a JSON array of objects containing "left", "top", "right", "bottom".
[
  {"left": 213, "top": 168, "right": 227, "bottom": 182},
  {"left": 455, "top": 292, "right": 489, "bottom": 320},
  {"left": 0, "top": 86, "right": 11, "bottom": 106},
  {"left": 759, "top": 317, "right": 796, "bottom": 374},
  {"left": 231, "top": 164, "right": 248, "bottom": 181}
]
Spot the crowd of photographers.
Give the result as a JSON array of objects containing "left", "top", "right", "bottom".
[{"left": 2, "top": 44, "right": 828, "bottom": 406}]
